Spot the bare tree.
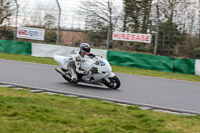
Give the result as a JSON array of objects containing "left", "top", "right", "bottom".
[
  {"left": 0, "top": 0, "right": 14, "bottom": 25},
  {"left": 157, "top": 0, "right": 195, "bottom": 27},
  {"left": 199, "top": 1, "right": 200, "bottom": 40},
  {"left": 21, "top": 4, "right": 57, "bottom": 29},
  {"left": 44, "top": 13, "right": 56, "bottom": 29},
  {"left": 79, "top": 0, "right": 120, "bottom": 31},
  {"left": 78, "top": 0, "right": 121, "bottom": 47}
]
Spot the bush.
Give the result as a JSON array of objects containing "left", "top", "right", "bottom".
[
  {"left": 0, "top": 26, "right": 14, "bottom": 40},
  {"left": 193, "top": 47, "right": 200, "bottom": 58},
  {"left": 45, "top": 31, "right": 57, "bottom": 43}
]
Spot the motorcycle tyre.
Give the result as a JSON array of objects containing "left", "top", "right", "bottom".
[{"left": 102, "top": 76, "right": 121, "bottom": 89}]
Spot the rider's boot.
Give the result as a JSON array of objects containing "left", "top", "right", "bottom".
[{"left": 69, "top": 68, "right": 78, "bottom": 84}]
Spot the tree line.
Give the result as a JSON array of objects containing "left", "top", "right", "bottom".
[
  {"left": 80, "top": 0, "right": 200, "bottom": 58},
  {"left": 0, "top": 0, "right": 200, "bottom": 58}
]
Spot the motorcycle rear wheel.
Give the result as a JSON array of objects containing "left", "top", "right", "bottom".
[{"left": 102, "top": 76, "right": 121, "bottom": 89}]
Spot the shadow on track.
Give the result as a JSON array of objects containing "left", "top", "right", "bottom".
[{"left": 60, "top": 82, "right": 120, "bottom": 91}]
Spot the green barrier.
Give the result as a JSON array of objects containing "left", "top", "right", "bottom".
[
  {"left": 174, "top": 59, "right": 195, "bottom": 74},
  {"left": 0, "top": 40, "right": 31, "bottom": 55},
  {"left": 107, "top": 50, "right": 175, "bottom": 73}
]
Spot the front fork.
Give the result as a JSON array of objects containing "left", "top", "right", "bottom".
[
  {"left": 102, "top": 72, "right": 115, "bottom": 82},
  {"left": 107, "top": 72, "right": 115, "bottom": 78}
]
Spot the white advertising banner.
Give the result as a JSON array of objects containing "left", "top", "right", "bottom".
[
  {"left": 112, "top": 32, "right": 152, "bottom": 43},
  {"left": 17, "top": 27, "right": 45, "bottom": 41}
]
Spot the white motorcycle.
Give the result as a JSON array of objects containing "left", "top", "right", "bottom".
[{"left": 53, "top": 54, "right": 121, "bottom": 89}]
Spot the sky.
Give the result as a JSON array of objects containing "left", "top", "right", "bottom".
[
  {"left": 16, "top": 0, "right": 84, "bottom": 29},
  {"left": 12, "top": 0, "right": 199, "bottom": 32},
  {"left": 15, "top": 0, "right": 123, "bottom": 29}
]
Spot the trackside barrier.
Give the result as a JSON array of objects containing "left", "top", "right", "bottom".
[
  {"left": 32, "top": 43, "right": 107, "bottom": 59},
  {"left": 32, "top": 43, "right": 75, "bottom": 57},
  {"left": 0, "top": 40, "right": 31, "bottom": 55},
  {"left": 0, "top": 40, "right": 199, "bottom": 76},
  {"left": 174, "top": 59, "right": 195, "bottom": 74},
  {"left": 195, "top": 60, "right": 200, "bottom": 76},
  {"left": 107, "top": 50, "right": 199, "bottom": 75},
  {"left": 107, "top": 50, "right": 175, "bottom": 73}
]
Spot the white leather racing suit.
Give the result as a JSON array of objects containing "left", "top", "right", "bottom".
[
  {"left": 67, "top": 49, "right": 86, "bottom": 81},
  {"left": 67, "top": 49, "right": 96, "bottom": 82}
]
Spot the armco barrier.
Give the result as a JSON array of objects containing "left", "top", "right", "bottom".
[
  {"left": 0, "top": 40, "right": 31, "bottom": 55},
  {"left": 107, "top": 50, "right": 175, "bottom": 73}
]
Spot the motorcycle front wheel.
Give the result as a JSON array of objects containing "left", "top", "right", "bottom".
[{"left": 102, "top": 76, "right": 121, "bottom": 89}]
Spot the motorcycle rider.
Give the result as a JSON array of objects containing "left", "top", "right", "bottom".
[{"left": 67, "top": 43, "right": 96, "bottom": 83}]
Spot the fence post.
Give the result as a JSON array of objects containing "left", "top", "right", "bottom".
[
  {"left": 154, "top": 1, "right": 160, "bottom": 55},
  {"left": 106, "top": 1, "right": 112, "bottom": 51},
  {"left": 106, "top": 16, "right": 111, "bottom": 50},
  {"left": 14, "top": 0, "right": 19, "bottom": 41},
  {"left": 56, "top": 0, "right": 61, "bottom": 45},
  {"left": 199, "top": 2, "right": 200, "bottom": 40}
]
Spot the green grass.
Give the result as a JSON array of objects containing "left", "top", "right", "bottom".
[
  {"left": 1, "top": 52, "right": 200, "bottom": 82},
  {"left": 0, "top": 87, "right": 200, "bottom": 133},
  {"left": 1, "top": 52, "right": 200, "bottom": 132},
  {"left": 0, "top": 53, "right": 57, "bottom": 65}
]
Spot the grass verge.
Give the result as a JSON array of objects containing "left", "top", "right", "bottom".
[
  {"left": 0, "top": 52, "right": 200, "bottom": 82},
  {"left": 0, "top": 87, "right": 200, "bottom": 133}
]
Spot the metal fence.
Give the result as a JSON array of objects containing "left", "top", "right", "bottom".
[{"left": 0, "top": 0, "right": 200, "bottom": 58}]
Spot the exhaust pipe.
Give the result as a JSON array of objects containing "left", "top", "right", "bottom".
[
  {"left": 55, "top": 68, "right": 71, "bottom": 82},
  {"left": 55, "top": 68, "right": 65, "bottom": 76},
  {"left": 55, "top": 68, "right": 71, "bottom": 81}
]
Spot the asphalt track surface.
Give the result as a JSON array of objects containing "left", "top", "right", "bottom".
[{"left": 0, "top": 59, "right": 200, "bottom": 114}]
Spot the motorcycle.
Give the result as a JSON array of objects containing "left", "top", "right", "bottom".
[{"left": 53, "top": 53, "right": 121, "bottom": 89}]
